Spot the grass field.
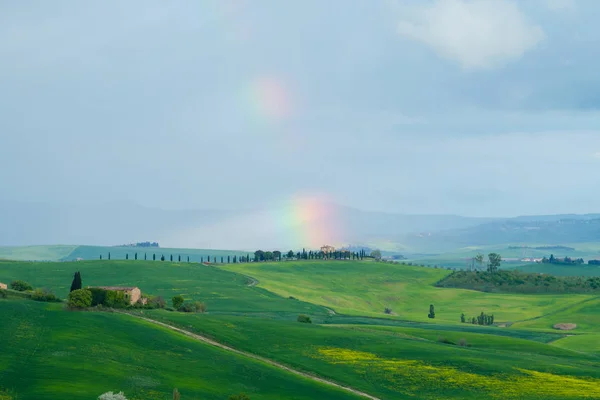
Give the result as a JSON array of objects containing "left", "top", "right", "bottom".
[
  {"left": 0, "top": 245, "right": 77, "bottom": 261},
  {"left": 138, "top": 311, "right": 600, "bottom": 400},
  {"left": 0, "top": 298, "right": 361, "bottom": 400},
  {"left": 3, "top": 258, "right": 600, "bottom": 399},
  {"left": 222, "top": 260, "right": 595, "bottom": 324},
  {"left": 0, "top": 260, "right": 328, "bottom": 315}
]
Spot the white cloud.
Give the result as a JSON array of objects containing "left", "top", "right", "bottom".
[{"left": 396, "top": 0, "right": 544, "bottom": 70}]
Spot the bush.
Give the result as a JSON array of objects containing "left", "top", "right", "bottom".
[
  {"left": 458, "top": 338, "right": 469, "bottom": 347},
  {"left": 145, "top": 296, "right": 166, "bottom": 309},
  {"left": 178, "top": 301, "right": 206, "bottom": 313},
  {"left": 10, "top": 280, "right": 32, "bottom": 292},
  {"left": 0, "top": 289, "right": 7, "bottom": 299},
  {"left": 104, "top": 290, "right": 128, "bottom": 308},
  {"left": 297, "top": 314, "right": 312, "bottom": 323},
  {"left": 384, "top": 307, "right": 392, "bottom": 314},
  {"left": 31, "top": 288, "right": 60, "bottom": 302},
  {"left": 68, "top": 289, "right": 92, "bottom": 309},
  {"left": 437, "top": 336, "right": 454, "bottom": 345},
  {"left": 89, "top": 287, "right": 108, "bottom": 306},
  {"left": 172, "top": 295, "right": 184, "bottom": 309},
  {"left": 229, "top": 394, "right": 251, "bottom": 400},
  {"left": 98, "top": 392, "right": 128, "bottom": 400}
]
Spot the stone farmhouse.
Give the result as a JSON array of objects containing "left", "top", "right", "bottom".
[
  {"left": 0, "top": 282, "right": 7, "bottom": 290},
  {"left": 93, "top": 286, "right": 141, "bottom": 305}
]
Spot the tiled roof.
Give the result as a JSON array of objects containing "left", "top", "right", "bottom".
[{"left": 90, "top": 286, "right": 138, "bottom": 291}]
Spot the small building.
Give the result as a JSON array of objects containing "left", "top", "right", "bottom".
[
  {"left": 0, "top": 282, "right": 7, "bottom": 290},
  {"left": 92, "top": 286, "right": 141, "bottom": 305}
]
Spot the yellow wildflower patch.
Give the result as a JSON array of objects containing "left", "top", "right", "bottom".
[{"left": 313, "top": 347, "right": 600, "bottom": 399}]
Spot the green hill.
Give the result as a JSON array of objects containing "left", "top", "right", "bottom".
[
  {"left": 3, "top": 258, "right": 600, "bottom": 399},
  {"left": 222, "top": 260, "right": 594, "bottom": 324},
  {"left": 0, "top": 245, "right": 77, "bottom": 261},
  {"left": 0, "top": 260, "right": 327, "bottom": 316},
  {"left": 0, "top": 298, "right": 361, "bottom": 400}
]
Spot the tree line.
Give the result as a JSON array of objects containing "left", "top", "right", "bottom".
[{"left": 97, "top": 248, "right": 372, "bottom": 264}]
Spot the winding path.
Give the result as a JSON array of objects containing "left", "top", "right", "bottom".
[{"left": 125, "top": 313, "right": 380, "bottom": 400}]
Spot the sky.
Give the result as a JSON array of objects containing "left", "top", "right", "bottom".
[{"left": 2, "top": 0, "right": 600, "bottom": 217}]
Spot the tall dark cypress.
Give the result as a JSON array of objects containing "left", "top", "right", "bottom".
[
  {"left": 70, "top": 271, "right": 82, "bottom": 292},
  {"left": 178, "top": 255, "right": 181, "bottom": 262}
]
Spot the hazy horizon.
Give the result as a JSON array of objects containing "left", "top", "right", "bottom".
[{"left": 3, "top": 1, "right": 600, "bottom": 219}]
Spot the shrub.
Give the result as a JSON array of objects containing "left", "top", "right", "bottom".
[
  {"left": 68, "top": 289, "right": 92, "bottom": 309},
  {"left": 104, "top": 290, "right": 128, "bottom": 308},
  {"left": 31, "top": 288, "right": 60, "bottom": 302},
  {"left": 172, "top": 295, "right": 184, "bottom": 309},
  {"left": 195, "top": 301, "right": 207, "bottom": 313},
  {"left": 178, "top": 301, "right": 207, "bottom": 313},
  {"left": 437, "top": 336, "right": 453, "bottom": 345},
  {"left": 229, "top": 394, "right": 251, "bottom": 400},
  {"left": 384, "top": 307, "right": 392, "bottom": 314},
  {"left": 146, "top": 296, "right": 166, "bottom": 309},
  {"left": 89, "top": 287, "right": 108, "bottom": 306},
  {"left": 10, "top": 280, "right": 32, "bottom": 292},
  {"left": 458, "top": 338, "right": 469, "bottom": 347},
  {"left": 0, "top": 289, "right": 7, "bottom": 299},
  {"left": 297, "top": 314, "right": 312, "bottom": 324},
  {"left": 98, "top": 392, "right": 128, "bottom": 400}
]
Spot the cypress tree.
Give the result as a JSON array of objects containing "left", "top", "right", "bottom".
[
  {"left": 153, "top": 253, "right": 156, "bottom": 261},
  {"left": 170, "top": 255, "right": 173, "bottom": 262},
  {"left": 228, "top": 255, "right": 231, "bottom": 263},
  {"left": 178, "top": 255, "right": 181, "bottom": 262},
  {"left": 70, "top": 271, "right": 82, "bottom": 292},
  {"left": 126, "top": 254, "right": 129, "bottom": 260},
  {"left": 108, "top": 252, "right": 111, "bottom": 260},
  {"left": 460, "top": 313, "right": 465, "bottom": 323},
  {"left": 100, "top": 254, "right": 102, "bottom": 260},
  {"left": 221, "top": 256, "right": 224, "bottom": 263},
  {"left": 187, "top": 256, "right": 190, "bottom": 262},
  {"left": 135, "top": 253, "right": 138, "bottom": 260},
  {"left": 145, "top": 253, "right": 147, "bottom": 260},
  {"left": 428, "top": 304, "right": 435, "bottom": 319}
]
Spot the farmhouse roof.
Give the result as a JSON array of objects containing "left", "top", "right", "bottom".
[{"left": 91, "top": 286, "right": 138, "bottom": 291}]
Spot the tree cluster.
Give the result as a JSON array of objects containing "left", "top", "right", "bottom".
[
  {"left": 437, "top": 269, "right": 600, "bottom": 294},
  {"left": 462, "top": 312, "right": 494, "bottom": 326},
  {"left": 542, "top": 254, "right": 584, "bottom": 265}
]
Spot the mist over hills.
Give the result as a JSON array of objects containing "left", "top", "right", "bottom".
[{"left": 0, "top": 200, "right": 598, "bottom": 252}]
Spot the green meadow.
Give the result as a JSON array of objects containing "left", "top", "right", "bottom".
[
  {"left": 0, "top": 260, "right": 327, "bottom": 315},
  {"left": 2, "top": 257, "right": 600, "bottom": 399},
  {"left": 0, "top": 298, "right": 360, "bottom": 400},
  {"left": 0, "top": 245, "right": 77, "bottom": 262},
  {"left": 222, "top": 260, "right": 594, "bottom": 324},
  {"left": 138, "top": 311, "right": 600, "bottom": 400}
]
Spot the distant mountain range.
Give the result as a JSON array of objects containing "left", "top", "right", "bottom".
[{"left": 0, "top": 200, "right": 598, "bottom": 253}]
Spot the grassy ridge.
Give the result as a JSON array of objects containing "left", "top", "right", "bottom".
[
  {"left": 0, "top": 299, "right": 361, "bottom": 400},
  {"left": 0, "top": 245, "right": 77, "bottom": 261},
  {"left": 140, "top": 311, "right": 600, "bottom": 400},
  {"left": 222, "top": 261, "right": 594, "bottom": 323},
  {"left": 0, "top": 260, "right": 328, "bottom": 315},
  {"left": 64, "top": 245, "right": 249, "bottom": 263}
]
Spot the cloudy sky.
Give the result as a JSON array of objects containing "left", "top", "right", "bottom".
[{"left": 2, "top": 0, "right": 600, "bottom": 217}]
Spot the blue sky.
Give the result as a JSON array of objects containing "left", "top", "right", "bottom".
[{"left": 2, "top": 0, "right": 600, "bottom": 217}]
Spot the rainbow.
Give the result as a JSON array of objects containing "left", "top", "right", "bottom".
[{"left": 268, "top": 194, "right": 344, "bottom": 249}]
